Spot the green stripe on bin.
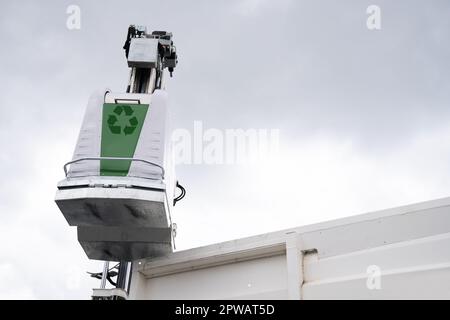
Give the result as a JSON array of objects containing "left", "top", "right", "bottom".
[{"left": 100, "top": 103, "right": 149, "bottom": 176}]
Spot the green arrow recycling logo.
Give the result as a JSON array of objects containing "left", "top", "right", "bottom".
[{"left": 107, "top": 105, "right": 139, "bottom": 135}]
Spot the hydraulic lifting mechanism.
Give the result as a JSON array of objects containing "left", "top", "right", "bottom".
[{"left": 55, "top": 26, "right": 185, "bottom": 295}]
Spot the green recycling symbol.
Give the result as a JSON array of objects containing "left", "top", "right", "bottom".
[{"left": 107, "top": 105, "right": 139, "bottom": 135}]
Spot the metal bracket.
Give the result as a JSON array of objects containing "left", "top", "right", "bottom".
[{"left": 114, "top": 98, "right": 141, "bottom": 104}]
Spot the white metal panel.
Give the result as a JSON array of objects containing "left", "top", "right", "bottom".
[
  {"left": 302, "top": 232, "right": 450, "bottom": 299},
  {"left": 55, "top": 186, "right": 168, "bottom": 227},
  {"left": 304, "top": 232, "right": 450, "bottom": 282},
  {"left": 69, "top": 89, "right": 106, "bottom": 177},
  {"left": 303, "top": 264, "right": 450, "bottom": 300},
  {"left": 129, "top": 196, "right": 450, "bottom": 299},
  {"left": 300, "top": 203, "right": 450, "bottom": 258},
  {"left": 135, "top": 255, "right": 288, "bottom": 300},
  {"left": 127, "top": 38, "right": 159, "bottom": 68},
  {"left": 286, "top": 234, "right": 303, "bottom": 300}
]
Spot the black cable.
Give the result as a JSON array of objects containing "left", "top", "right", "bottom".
[
  {"left": 106, "top": 273, "right": 117, "bottom": 287},
  {"left": 173, "top": 181, "right": 186, "bottom": 206},
  {"left": 123, "top": 25, "right": 136, "bottom": 58},
  {"left": 87, "top": 263, "right": 120, "bottom": 287}
]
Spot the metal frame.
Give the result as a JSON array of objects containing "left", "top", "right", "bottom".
[{"left": 63, "top": 157, "right": 165, "bottom": 179}]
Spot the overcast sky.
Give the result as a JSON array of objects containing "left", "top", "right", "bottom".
[{"left": 0, "top": 0, "right": 449, "bottom": 299}]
